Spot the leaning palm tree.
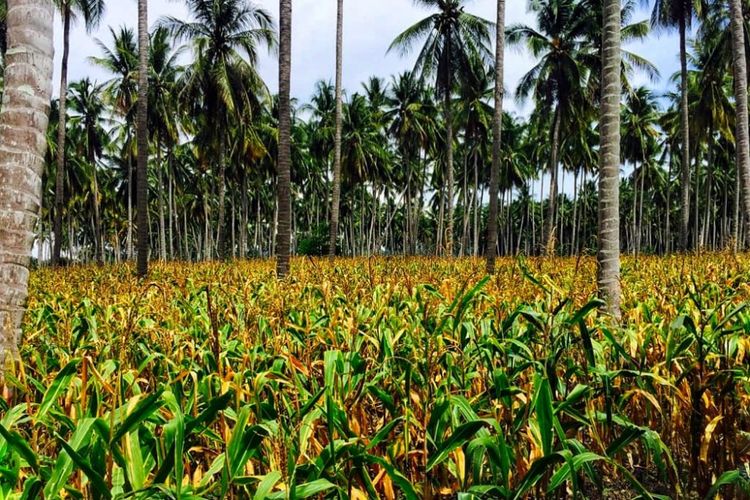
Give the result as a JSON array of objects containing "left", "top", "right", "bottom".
[
  {"left": 52, "top": 0, "right": 105, "bottom": 266},
  {"left": 329, "top": 0, "right": 344, "bottom": 259},
  {"left": 486, "top": 0, "right": 505, "bottom": 274},
  {"left": 160, "top": 0, "right": 276, "bottom": 259},
  {"left": 598, "top": 0, "right": 622, "bottom": 318},
  {"left": 136, "top": 0, "right": 149, "bottom": 277},
  {"left": 389, "top": 0, "right": 492, "bottom": 256},
  {"left": 0, "top": 0, "right": 54, "bottom": 367},
  {"left": 646, "top": 0, "right": 700, "bottom": 251},
  {"left": 276, "top": 0, "right": 292, "bottom": 277}
]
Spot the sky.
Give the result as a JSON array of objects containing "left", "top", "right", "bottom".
[{"left": 53, "top": 0, "right": 681, "bottom": 116}]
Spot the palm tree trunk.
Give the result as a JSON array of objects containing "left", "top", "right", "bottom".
[
  {"left": 215, "top": 128, "right": 226, "bottom": 259},
  {"left": 597, "top": 0, "right": 621, "bottom": 319},
  {"left": 88, "top": 130, "right": 103, "bottom": 264},
  {"left": 731, "top": 0, "right": 750, "bottom": 244},
  {"left": 127, "top": 148, "right": 134, "bottom": 260},
  {"left": 136, "top": 0, "right": 149, "bottom": 278},
  {"left": 241, "top": 169, "right": 248, "bottom": 258},
  {"left": 473, "top": 149, "right": 480, "bottom": 257},
  {"left": 678, "top": 16, "right": 691, "bottom": 252},
  {"left": 329, "top": 0, "right": 344, "bottom": 260},
  {"left": 666, "top": 154, "right": 672, "bottom": 253},
  {"left": 444, "top": 86, "right": 455, "bottom": 257},
  {"left": 157, "top": 141, "right": 167, "bottom": 261},
  {"left": 276, "top": 0, "right": 292, "bottom": 277},
  {"left": 486, "top": 0, "right": 505, "bottom": 273},
  {"left": 0, "top": 0, "right": 54, "bottom": 367},
  {"left": 52, "top": 4, "right": 71, "bottom": 266},
  {"left": 545, "top": 107, "right": 561, "bottom": 255}
]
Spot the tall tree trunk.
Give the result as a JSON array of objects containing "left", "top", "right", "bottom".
[
  {"left": 136, "top": 0, "right": 149, "bottom": 278},
  {"left": 88, "top": 127, "right": 103, "bottom": 264},
  {"left": 473, "top": 150, "right": 480, "bottom": 257},
  {"left": 0, "top": 0, "right": 54, "bottom": 367},
  {"left": 544, "top": 108, "right": 561, "bottom": 255},
  {"left": 444, "top": 82, "right": 455, "bottom": 257},
  {"left": 731, "top": 0, "right": 750, "bottom": 242},
  {"left": 678, "top": 16, "right": 691, "bottom": 252},
  {"left": 52, "top": 5, "right": 70, "bottom": 266},
  {"left": 329, "top": 0, "right": 344, "bottom": 259},
  {"left": 157, "top": 141, "right": 167, "bottom": 261},
  {"left": 276, "top": 0, "right": 292, "bottom": 277},
  {"left": 215, "top": 128, "right": 226, "bottom": 259},
  {"left": 486, "top": 0, "right": 505, "bottom": 273},
  {"left": 597, "top": 0, "right": 621, "bottom": 319},
  {"left": 241, "top": 169, "right": 248, "bottom": 258},
  {"left": 127, "top": 148, "right": 133, "bottom": 260}
]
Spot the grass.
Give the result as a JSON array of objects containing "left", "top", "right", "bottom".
[{"left": 1, "top": 254, "right": 750, "bottom": 498}]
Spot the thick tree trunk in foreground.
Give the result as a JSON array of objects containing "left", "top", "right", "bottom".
[
  {"left": 52, "top": 5, "right": 70, "bottom": 266},
  {"left": 730, "top": 0, "right": 750, "bottom": 238},
  {"left": 597, "top": 0, "right": 621, "bottom": 319},
  {"left": 136, "top": 0, "right": 149, "bottom": 277},
  {"left": 276, "top": 0, "right": 292, "bottom": 277},
  {"left": 485, "top": 0, "right": 505, "bottom": 274},
  {"left": 329, "top": 0, "right": 343, "bottom": 260},
  {"left": 0, "top": 0, "right": 54, "bottom": 367}
]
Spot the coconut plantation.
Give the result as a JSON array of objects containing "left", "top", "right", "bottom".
[{"left": 1, "top": 0, "right": 750, "bottom": 498}]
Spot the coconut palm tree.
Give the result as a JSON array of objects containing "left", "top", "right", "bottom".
[
  {"left": 91, "top": 27, "right": 139, "bottom": 259},
  {"left": 276, "top": 0, "right": 291, "bottom": 277},
  {"left": 729, "top": 0, "right": 750, "bottom": 238},
  {"left": 622, "top": 86, "right": 660, "bottom": 255},
  {"left": 389, "top": 0, "right": 492, "bottom": 256},
  {"left": 148, "top": 27, "right": 183, "bottom": 261},
  {"left": 646, "top": 0, "right": 700, "bottom": 250},
  {"left": 136, "top": 0, "right": 149, "bottom": 277},
  {"left": 486, "top": 0, "right": 505, "bottom": 273},
  {"left": 508, "top": 0, "right": 594, "bottom": 254},
  {"left": 68, "top": 78, "right": 108, "bottom": 263},
  {"left": 329, "top": 0, "right": 344, "bottom": 259},
  {"left": 52, "top": 0, "right": 105, "bottom": 266},
  {"left": 385, "top": 72, "right": 435, "bottom": 254},
  {"left": 599, "top": 0, "right": 622, "bottom": 318},
  {"left": 160, "top": 0, "right": 276, "bottom": 259},
  {"left": 0, "top": 0, "right": 54, "bottom": 366}
]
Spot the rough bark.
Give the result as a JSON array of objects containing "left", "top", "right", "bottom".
[
  {"left": 731, "top": 0, "right": 750, "bottom": 241},
  {"left": 329, "top": 0, "right": 343, "bottom": 260},
  {"left": 52, "top": 4, "right": 70, "bottom": 266},
  {"left": 444, "top": 84, "right": 455, "bottom": 257},
  {"left": 678, "top": 17, "right": 691, "bottom": 252},
  {"left": 276, "top": 0, "right": 292, "bottom": 277},
  {"left": 136, "top": 0, "right": 149, "bottom": 277},
  {"left": 597, "top": 0, "right": 621, "bottom": 319},
  {"left": 0, "top": 0, "right": 54, "bottom": 367},
  {"left": 485, "top": 0, "right": 505, "bottom": 274}
]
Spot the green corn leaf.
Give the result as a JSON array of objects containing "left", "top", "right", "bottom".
[
  {"left": 37, "top": 359, "right": 81, "bottom": 423},
  {"left": 56, "top": 436, "right": 111, "bottom": 500},
  {"left": 0, "top": 424, "right": 39, "bottom": 474},
  {"left": 427, "top": 420, "right": 491, "bottom": 472},
  {"left": 110, "top": 389, "right": 165, "bottom": 443},
  {"left": 253, "top": 470, "right": 282, "bottom": 500}
]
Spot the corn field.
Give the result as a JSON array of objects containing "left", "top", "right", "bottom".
[{"left": 2, "top": 255, "right": 750, "bottom": 499}]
